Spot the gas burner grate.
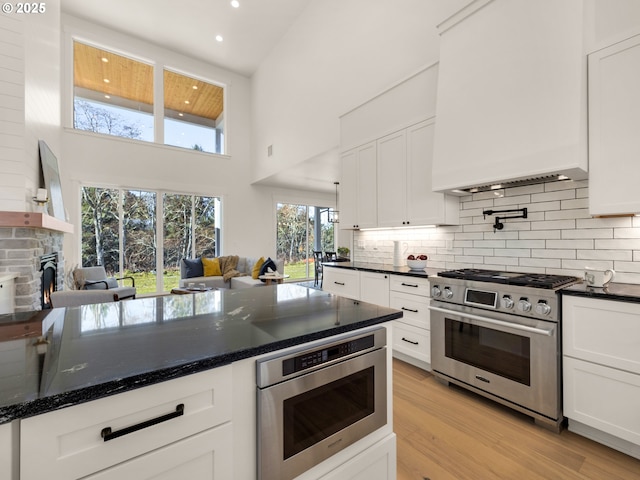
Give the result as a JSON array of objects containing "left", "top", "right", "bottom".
[{"left": 438, "top": 268, "right": 579, "bottom": 289}]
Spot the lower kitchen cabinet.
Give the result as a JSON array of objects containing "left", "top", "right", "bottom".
[
  {"left": 563, "top": 295, "right": 640, "bottom": 459},
  {"left": 0, "top": 421, "right": 17, "bottom": 480},
  {"left": 360, "top": 271, "right": 390, "bottom": 307},
  {"left": 0, "top": 274, "right": 16, "bottom": 314},
  {"left": 316, "top": 434, "right": 396, "bottom": 480},
  {"left": 389, "top": 275, "right": 431, "bottom": 370},
  {"left": 322, "top": 267, "right": 360, "bottom": 300},
  {"left": 20, "top": 366, "right": 233, "bottom": 480}
]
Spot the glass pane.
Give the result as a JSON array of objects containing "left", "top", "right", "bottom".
[
  {"left": 123, "top": 190, "right": 157, "bottom": 296},
  {"left": 319, "top": 208, "right": 335, "bottom": 253},
  {"left": 277, "top": 203, "right": 310, "bottom": 280},
  {"left": 73, "top": 41, "right": 153, "bottom": 141},
  {"left": 81, "top": 187, "right": 120, "bottom": 271},
  {"left": 164, "top": 70, "right": 224, "bottom": 154},
  {"left": 194, "top": 196, "right": 217, "bottom": 258},
  {"left": 163, "top": 193, "right": 194, "bottom": 292}
]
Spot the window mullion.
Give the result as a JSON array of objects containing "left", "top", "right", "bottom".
[{"left": 154, "top": 65, "right": 164, "bottom": 144}]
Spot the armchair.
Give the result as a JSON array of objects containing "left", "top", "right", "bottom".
[{"left": 73, "top": 266, "right": 136, "bottom": 300}]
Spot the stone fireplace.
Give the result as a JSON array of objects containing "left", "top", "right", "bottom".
[{"left": 0, "top": 217, "right": 68, "bottom": 312}]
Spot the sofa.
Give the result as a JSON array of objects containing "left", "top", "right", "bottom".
[{"left": 179, "top": 256, "right": 284, "bottom": 290}]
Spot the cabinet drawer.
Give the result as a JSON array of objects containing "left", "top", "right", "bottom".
[
  {"left": 392, "top": 321, "right": 430, "bottom": 364},
  {"left": 323, "top": 268, "right": 360, "bottom": 300},
  {"left": 20, "top": 366, "right": 233, "bottom": 480},
  {"left": 389, "top": 292, "right": 429, "bottom": 329},
  {"left": 0, "top": 279, "right": 14, "bottom": 315},
  {"left": 563, "top": 296, "right": 640, "bottom": 374},
  {"left": 390, "top": 275, "right": 430, "bottom": 297},
  {"left": 564, "top": 356, "right": 640, "bottom": 446}
]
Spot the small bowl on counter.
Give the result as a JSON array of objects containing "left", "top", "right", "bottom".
[{"left": 406, "top": 259, "right": 427, "bottom": 270}]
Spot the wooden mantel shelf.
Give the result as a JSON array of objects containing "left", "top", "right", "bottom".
[{"left": 0, "top": 211, "right": 74, "bottom": 234}]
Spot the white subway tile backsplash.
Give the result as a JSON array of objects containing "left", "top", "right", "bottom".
[
  {"left": 352, "top": 184, "right": 640, "bottom": 284},
  {"left": 577, "top": 250, "right": 633, "bottom": 261},
  {"left": 531, "top": 189, "right": 575, "bottom": 203}
]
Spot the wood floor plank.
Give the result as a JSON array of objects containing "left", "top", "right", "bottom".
[{"left": 393, "top": 359, "right": 640, "bottom": 480}]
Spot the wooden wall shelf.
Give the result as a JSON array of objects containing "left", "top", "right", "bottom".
[{"left": 0, "top": 211, "right": 74, "bottom": 234}]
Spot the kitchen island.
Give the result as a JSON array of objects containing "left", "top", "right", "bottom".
[{"left": 0, "top": 284, "right": 402, "bottom": 480}]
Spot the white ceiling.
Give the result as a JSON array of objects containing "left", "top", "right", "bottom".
[{"left": 60, "top": 0, "right": 313, "bottom": 77}]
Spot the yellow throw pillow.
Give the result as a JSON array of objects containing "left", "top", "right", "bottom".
[
  {"left": 202, "top": 257, "right": 222, "bottom": 277},
  {"left": 252, "top": 257, "right": 265, "bottom": 279}
]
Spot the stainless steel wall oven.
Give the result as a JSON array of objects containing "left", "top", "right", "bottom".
[
  {"left": 256, "top": 327, "right": 387, "bottom": 480},
  {"left": 429, "top": 269, "right": 579, "bottom": 430}
]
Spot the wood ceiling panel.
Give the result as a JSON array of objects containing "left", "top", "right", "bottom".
[{"left": 74, "top": 42, "right": 224, "bottom": 121}]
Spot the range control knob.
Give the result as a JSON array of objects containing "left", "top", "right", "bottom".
[
  {"left": 502, "top": 296, "right": 514, "bottom": 309},
  {"left": 431, "top": 286, "right": 442, "bottom": 298},
  {"left": 443, "top": 287, "right": 454, "bottom": 299},
  {"left": 518, "top": 298, "right": 532, "bottom": 312},
  {"left": 535, "top": 301, "right": 552, "bottom": 316}
]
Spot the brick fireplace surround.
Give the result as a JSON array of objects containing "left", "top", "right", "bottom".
[{"left": 0, "top": 213, "right": 72, "bottom": 312}]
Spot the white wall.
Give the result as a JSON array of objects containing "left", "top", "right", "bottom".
[
  {"left": 0, "top": 0, "right": 60, "bottom": 212},
  {"left": 250, "top": 0, "right": 468, "bottom": 183},
  {"left": 60, "top": 15, "right": 332, "bottom": 269},
  {"left": 354, "top": 180, "right": 640, "bottom": 285}
]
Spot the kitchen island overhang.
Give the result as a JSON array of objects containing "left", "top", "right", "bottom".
[{"left": 0, "top": 284, "right": 402, "bottom": 424}]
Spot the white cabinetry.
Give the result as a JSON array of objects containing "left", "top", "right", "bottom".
[
  {"left": 360, "top": 272, "right": 390, "bottom": 307},
  {"left": 588, "top": 33, "right": 640, "bottom": 215},
  {"left": 377, "top": 120, "right": 458, "bottom": 228},
  {"left": 0, "top": 274, "right": 17, "bottom": 314},
  {"left": 563, "top": 295, "right": 640, "bottom": 459},
  {"left": 433, "top": 0, "right": 587, "bottom": 193},
  {"left": 21, "top": 366, "right": 234, "bottom": 480},
  {"left": 0, "top": 422, "right": 16, "bottom": 480},
  {"left": 340, "top": 142, "right": 377, "bottom": 229},
  {"left": 322, "top": 267, "right": 361, "bottom": 300},
  {"left": 389, "top": 275, "right": 431, "bottom": 370},
  {"left": 316, "top": 434, "right": 396, "bottom": 480}
]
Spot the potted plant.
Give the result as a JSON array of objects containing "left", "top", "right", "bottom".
[{"left": 337, "top": 247, "right": 350, "bottom": 259}]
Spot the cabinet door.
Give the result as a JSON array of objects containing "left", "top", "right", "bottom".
[
  {"left": 340, "top": 149, "right": 358, "bottom": 228},
  {"left": 0, "top": 277, "right": 14, "bottom": 314},
  {"left": 377, "top": 130, "right": 407, "bottom": 227},
  {"left": 392, "top": 321, "right": 430, "bottom": 366},
  {"left": 360, "top": 272, "right": 390, "bottom": 307},
  {"left": 83, "top": 423, "right": 233, "bottom": 480},
  {"left": 317, "top": 434, "right": 396, "bottom": 480},
  {"left": 564, "top": 356, "right": 640, "bottom": 447},
  {"left": 588, "top": 33, "right": 640, "bottom": 215},
  {"left": 322, "top": 267, "right": 360, "bottom": 300},
  {"left": 356, "top": 142, "right": 377, "bottom": 229},
  {"left": 0, "top": 422, "right": 15, "bottom": 480}
]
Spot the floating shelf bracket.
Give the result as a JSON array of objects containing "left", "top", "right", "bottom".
[{"left": 482, "top": 208, "right": 528, "bottom": 232}]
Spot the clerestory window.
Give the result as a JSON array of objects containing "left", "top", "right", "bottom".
[{"left": 72, "top": 41, "right": 225, "bottom": 154}]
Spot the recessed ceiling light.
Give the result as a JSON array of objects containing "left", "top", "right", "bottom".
[
  {"left": 101, "top": 57, "right": 109, "bottom": 63},
  {"left": 184, "top": 100, "right": 190, "bottom": 104},
  {"left": 192, "top": 85, "right": 198, "bottom": 90},
  {"left": 231, "top": 0, "right": 240, "bottom": 7},
  {"left": 216, "top": 35, "right": 223, "bottom": 42},
  {"left": 103, "top": 78, "right": 110, "bottom": 83},
  {"left": 104, "top": 95, "right": 111, "bottom": 99},
  {"left": 178, "top": 113, "right": 184, "bottom": 117}
]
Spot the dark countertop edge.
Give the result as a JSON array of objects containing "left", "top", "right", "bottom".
[
  {"left": 323, "top": 262, "right": 439, "bottom": 278},
  {"left": 0, "top": 313, "right": 401, "bottom": 424},
  {"left": 561, "top": 282, "right": 640, "bottom": 304}
]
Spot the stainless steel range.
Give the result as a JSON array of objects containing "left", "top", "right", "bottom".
[{"left": 428, "top": 268, "right": 580, "bottom": 430}]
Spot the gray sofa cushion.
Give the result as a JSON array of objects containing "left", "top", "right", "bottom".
[{"left": 182, "top": 258, "right": 203, "bottom": 278}]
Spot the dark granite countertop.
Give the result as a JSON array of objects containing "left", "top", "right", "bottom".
[
  {"left": 0, "top": 284, "right": 401, "bottom": 424},
  {"left": 561, "top": 282, "right": 640, "bottom": 304},
  {"left": 322, "top": 261, "right": 440, "bottom": 279}
]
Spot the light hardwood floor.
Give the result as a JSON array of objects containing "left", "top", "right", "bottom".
[{"left": 393, "top": 359, "right": 640, "bottom": 480}]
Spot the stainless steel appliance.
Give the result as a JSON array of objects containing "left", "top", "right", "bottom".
[
  {"left": 429, "top": 269, "right": 579, "bottom": 430},
  {"left": 257, "top": 327, "right": 387, "bottom": 480}
]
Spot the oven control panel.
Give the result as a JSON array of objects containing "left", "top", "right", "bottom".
[
  {"left": 429, "top": 277, "right": 561, "bottom": 321},
  {"left": 282, "top": 335, "right": 375, "bottom": 376}
]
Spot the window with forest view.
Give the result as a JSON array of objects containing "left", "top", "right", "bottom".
[
  {"left": 81, "top": 187, "right": 219, "bottom": 295},
  {"left": 276, "top": 203, "right": 334, "bottom": 280}
]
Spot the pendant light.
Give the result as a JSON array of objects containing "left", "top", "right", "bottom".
[{"left": 329, "top": 182, "right": 340, "bottom": 224}]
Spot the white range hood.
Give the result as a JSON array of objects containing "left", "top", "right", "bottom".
[{"left": 432, "top": 0, "right": 588, "bottom": 195}]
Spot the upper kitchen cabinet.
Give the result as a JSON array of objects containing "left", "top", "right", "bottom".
[
  {"left": 377, "top": 120, "right": 459, "bottom": 227},
  {"left": 341, "top": 142, "right": 377, "bottom": 229},
  {"left": 588, "top": 33, "right": 640, "bottom": 215},
  {"left": 340, "top": 64, "right": 459, "bottom": 229},
  {"left": 432, "top": 0, "right": 588, "bottom": 194}
]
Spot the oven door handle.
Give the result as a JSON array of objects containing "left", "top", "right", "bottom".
[{"left": 428, "top": 306, "right": 555, "bottom": 337}]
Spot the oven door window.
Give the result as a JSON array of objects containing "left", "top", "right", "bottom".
[
  {"left": 444, "top": 318, "right": 531, "bottom": 385},
  {"left": 283, "top": 366, "right": 375, "bottom": 460}
]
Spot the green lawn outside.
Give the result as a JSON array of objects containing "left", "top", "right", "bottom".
[{"left": 284, "top": 260, "right": 313, "bottom": 280}]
